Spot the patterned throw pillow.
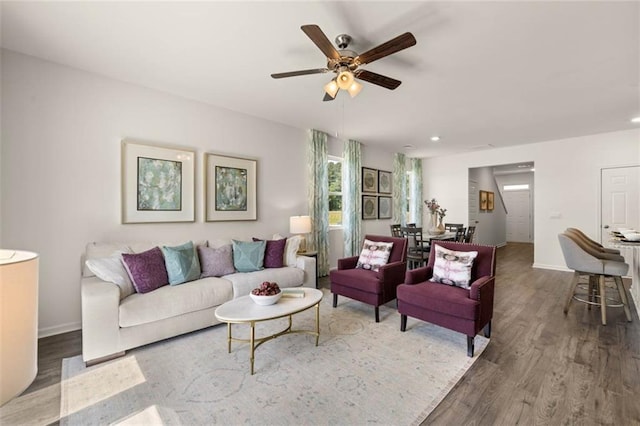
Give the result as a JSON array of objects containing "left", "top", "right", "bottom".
[
  {"left": 232, "top": 240, "right": 266, "bottom": 272},
  {"left": 253, "top": 237, "right": 287, "bottom": 268},
  {"left": 430, "top": 245, "right": 478, "bottom": 289},
  {"left": 272, "top": 234, "right": 302, "bottom": 267},
  {"left": 161, "top": 241, "right": 201, "bottom": 285},
  {"left": 198, "top": 244, "right": 236, "bottom": 277},
  {"left": 356, "top": 239, "right": 394, "bottom": 272},
  {"left": 122, "top": 247, "right": 169, "bottom": 294}
]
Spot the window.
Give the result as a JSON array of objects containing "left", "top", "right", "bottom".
[
  {"left": 328, "top": 157, "right": 342, "bottom": 226},
  {"left": 504, "top": 184, "right": 529, "bottom": 191}
]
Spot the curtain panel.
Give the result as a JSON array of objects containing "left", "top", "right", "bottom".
[
  {"left": 409, "top": 158, "right": 423, "bottom": 226},
  {"left": 392, "top": 153, "right": 406, "bottom": 225},
  {"left": 307, "top": 129, "right": 330, "bottom": 277},
  {"left": 342, "top": 139, "right": 362, "bottom": 257}
]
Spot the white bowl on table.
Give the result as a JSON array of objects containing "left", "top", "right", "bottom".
[{"left": 250, "top": 291, "right": 282, "bottom": 305}]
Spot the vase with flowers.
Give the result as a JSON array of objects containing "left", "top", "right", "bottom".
[{"left": 424, "top": 198, "right": 445, "bottom": 235}]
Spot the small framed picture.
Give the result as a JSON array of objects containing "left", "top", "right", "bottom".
[
  {"left": 378, "top": 196, "right": 392, "bottom": 219},
  {"left": 121, "top": 140, "right": 195, "bottom": 224},
  {"left": 487, "top": 191, "right": 495, "bottom": 211},
  {"left": 362, "top": 167, "right": 377, "bottom": 193},
  {"left": 479, "top": 190, "right": 488, "bottom": 211},
  {"left": 378, "top": 170, "right": 392, "bottom": 194},
  {"left": 362, "top": 195, "right": 378, "bottom": 220}
]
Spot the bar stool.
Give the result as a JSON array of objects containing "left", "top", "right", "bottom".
[{"left": 558, "top": 232, "right": 632, "bottom": 325}]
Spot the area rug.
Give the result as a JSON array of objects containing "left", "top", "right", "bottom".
[{"left": 60, "top": 289, "right": 488, "bottom": 425}]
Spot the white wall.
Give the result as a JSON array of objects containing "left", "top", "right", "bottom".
[
  {"left": 423, "top": 128, "right": 640, "bottom": 270},
  {"left": 1, "top": 50, "right": 310, "bottom": 336}
]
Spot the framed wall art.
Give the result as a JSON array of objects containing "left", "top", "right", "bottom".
[
  {"left": 362, "top": 167, "right": 377, "bottom": 193},
  {"left": 479, "top": 190, "right": 488, "bottom": 211},
  {"left": 121, "top": 140, "right": 195, "bottom": 224},
  {"left": 378, "top": 196, "right": 392, "bottom": 219},
  {"left": 362, "top": 195, "right": 378, "bottom": 220},
  {"left": 205, "top": 153, "right": 257, "bottom": 221},
  {"left": 487, "top": 191, "right": 495, "bottom": 211},
  {"left": 378, "top": 170, "right": 392, "bottom": 194}
]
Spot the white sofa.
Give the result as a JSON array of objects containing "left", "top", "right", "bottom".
[{"left": 81, "top": 240, "right": 316, "bottom": 364}]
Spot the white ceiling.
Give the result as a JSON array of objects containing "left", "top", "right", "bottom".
[{"left": 1, "top": 1, "right": 638, "bottom": 158}]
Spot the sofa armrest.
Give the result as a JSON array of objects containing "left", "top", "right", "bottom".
[
  {"left": 81, "top": 277, "right": 121, "bottom": 363},
  {"left": 338, "top": 256, "right": 359, "bottom": 270},
  {"left": 296, "top": 255, "right": 317, "bottom": 288},
  {"left": 378, "top": 261, "right": 408, "bottom": 285},
  {"left": 404, "top": 266, "right": 434, "bottom": 284}
]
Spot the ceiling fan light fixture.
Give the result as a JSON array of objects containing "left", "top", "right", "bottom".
[
  {"left": 324, "top": 79, "right": 339, "bottom": 98},
  {"left": 337, "top": 69, "right": 354, "bottom": 90},
  {"left": 347, "top": 80, "right": 362, "bottom": 98}
]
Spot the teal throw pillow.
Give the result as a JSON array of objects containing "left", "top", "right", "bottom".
[
  {"left": 161, "top": 241, "right": 201, "bottom": 285},
  {"left": 232, "top": 240, "right": 266, "bottom": 272}
]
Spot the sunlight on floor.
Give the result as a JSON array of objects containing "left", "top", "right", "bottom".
[
  {"left": 0, "top": 381, "right": 61, "bottom": 425},
  {"left": 61, "top": 355, "right": 145, "bottom": 418}
]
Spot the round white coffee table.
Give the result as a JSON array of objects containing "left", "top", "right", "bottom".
[{"left": 214, "top": 288, "right": 323, "bottom": 374}]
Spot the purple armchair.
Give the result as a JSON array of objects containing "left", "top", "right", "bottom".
[
  {"left": 330, "top": 235, "right": 408, "bottom": 322},
  {"left": 397, "top": 241, "right": 496, "bottom": 356}
]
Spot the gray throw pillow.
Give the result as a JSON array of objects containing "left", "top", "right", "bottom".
[{"left": 198, "top": 245, "right": 236, "bottom": 277}]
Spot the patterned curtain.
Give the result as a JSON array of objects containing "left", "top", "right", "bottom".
[
  {"left": 342, "top": 139, "right": 362, "bottom": 257},
  {"left": 409, "top": 158, "right": 423, "bottom": 226},
  {"left": 307, "top": 129, "right": 330, "bottom": 277},
  {"left": 392, "top": 153, "right": 406, "bottom": 225}
]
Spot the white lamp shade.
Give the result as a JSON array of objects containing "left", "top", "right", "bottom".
[
  {"left": 337, "top": 70, "right": 354, "bottom": 90},
  {"left": 290, "top": 216, "right": 312, "bottom": 234},
  {"left": 324, "top": 79, "right": 339, "bottom": 98},
  {"left": 347, "top": 80, "right": 362, "bottom": 98}
]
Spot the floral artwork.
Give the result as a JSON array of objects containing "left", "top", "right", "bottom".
[
  {"left": 362, "top": 195, "right": 377, "bottom": 219},
  {"left": 378, "top": 196, "right": 392, "bottom": 219},
  {"left": 378, "top": 170, "right": 392, "bottom": 194},
  {"left": 362, "top": 168, "right": 377, "bottom": 193},
  {"left": 137, "top": 157, "right": 182, "bottom": 211},
  {"left": 215, "top": 166, "right": 247, "bottom": 211}
]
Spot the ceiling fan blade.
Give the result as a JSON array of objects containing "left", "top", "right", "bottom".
[
  {"left": 271, "top": 68, "right": 329, "bottom": 79},
  {"left": 301, "top": 24, "right": 341, "bottom": 60},
  {"left": 323, "top": 92, "right": 336, "bottom": 102},
  {"left": 355, "top": 32, "right": 416, "bottom": 65},
  {"left": 354, "top": 70, "right": 402, "bottom": 90}
]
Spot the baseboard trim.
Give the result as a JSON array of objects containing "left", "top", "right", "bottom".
[
  {"left": 532, "top": 263, "right": 571, "bottom": 272},
  {"left": 39, "top": 321, "right": 81, "bottom": 338}
]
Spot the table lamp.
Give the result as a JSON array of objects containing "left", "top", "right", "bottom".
[{"left": 289, "top": 215, "right": 312, "bottom": 252}]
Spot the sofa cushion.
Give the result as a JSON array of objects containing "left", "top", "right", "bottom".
[
  {"left": 273, "top": 234, "right": 303, "bottom": 267},
  {"left": 232, "top": 240, "right": 266, "bottom": 272},
  {"left": 430, "top": 245, "right": 478, "bottom": 289},
  {"left": 329, "top": 268, "right": 382, "bottom": 294},
  {"left": 119, "top": 277, "right": 233, "bottom": 327},
  {"left": 225, "top": 267, "right": 304, "bottom": 298},
  {"left": 83, "top": 242, "right": 132, "bottom": 277},
  {"left": 85, "top": 251, "right": 135, "bottom": 299},
  {"left": 253, "top": 237, "right": 286, "bottom": 268},
  {"left": 355, "top": 239, "right": 393, "bottom": 272},
  {"left": 161, "top": 241, "right": 201, "bottom": 285},
  {"left": 198, "top": 244, "right": 236, "bottom": 277},
  {"left": 397, "top": 282, "right": 479, "bottom": 320},
  {"left": 122, "top": 247, "right": 169, "bottom": 294}
]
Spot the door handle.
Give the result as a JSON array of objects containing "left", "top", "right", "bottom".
[{"left": 603, "top": 225, "right": 610, "bottom": 229}]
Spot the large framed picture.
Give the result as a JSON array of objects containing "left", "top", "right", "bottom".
[
  {"left": 121, "top": 140, "right": 195, "bottom": 224},
  {"left": 205, "top": 153, "right": 257, "bottom": 221},
  {"left": 362, "top": 195, "right": 378, "bottom": 220},
  {"left": 378, "top": 196, "right": 392, "bottom": 219},
  {"left": 378, "top": 170, "right": 392, "bottom": 194},
  {"left": 362, "top": 167, "right": 377, "bottom": 193}
]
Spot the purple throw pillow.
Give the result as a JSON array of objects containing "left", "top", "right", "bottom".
[
  {"left": 253, "top": 237, "right": 286, "bottom": 268},
  {"left": 121, "top": 247, "right": 169, "bottom": 294},
  {"left": 198, "top": 245, "right": 236, "bottom": 277}
]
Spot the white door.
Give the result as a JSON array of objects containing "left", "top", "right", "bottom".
[
  {"left": 601, "top": 166, "right": 640, "bottom": 242},
  {"left": 504, "top": 190, "right": 531, "bottom": 242}
]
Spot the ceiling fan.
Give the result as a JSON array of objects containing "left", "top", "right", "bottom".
[{"left": 271, "top": 24, "right": 417, "bottom": 101}]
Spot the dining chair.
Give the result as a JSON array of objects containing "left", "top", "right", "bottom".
[
  {"left": 465, "top": 226, "right": 476, "bottom": 243},
  {"left": 390, "top": 224, "right": 402, "bottom": 237},
  {"left": 455, "top": 227, "right": 467, "bottom": 242},
  {"left": 444, "top": 223, "right": 463, "bottom": 232},
  {"left": 401, "top": 227, "right": 429, "bottom": 269}
]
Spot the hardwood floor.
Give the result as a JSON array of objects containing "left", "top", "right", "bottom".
[{"left": 1, "top": 243, "right": 638, "bottom": 425}]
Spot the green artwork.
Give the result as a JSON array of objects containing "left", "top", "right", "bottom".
[
  {"left": 137, "top": 157, "right": 182, "bottom": 211},
  {"left": 215, "top": 166, "right": 247, "bottom": 211}
]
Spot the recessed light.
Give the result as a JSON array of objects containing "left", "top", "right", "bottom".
[
  {"left": 430, "top": 136, "right": 441, "bottom": 142},
  {"left": 631, "top": 117, "right": 640, "bottom": 123}
]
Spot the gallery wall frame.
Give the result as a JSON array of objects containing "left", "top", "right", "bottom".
[
  {"left": 479, "top": 190, "right": 488, "bottom": 211},
  {"left": 378, "top": 196, "right": 392, "bottom": 219},
  {"left": 362, "top": 195, "right": 378, "bottom": 220},
  {"left": 205, "top": 153, "right": 257, "bottom": 222},
  {"left": 362, "top": 167, "right": 378, "bottom": 193},
  {"left": 487, "top": 191, "right": 495, "bottom": 211},
  {"left": 121, "top": 139, "right": 195, "bottom": 224},
  {"left": 378, "top": 170, "right": 392, "bottom": 194}
]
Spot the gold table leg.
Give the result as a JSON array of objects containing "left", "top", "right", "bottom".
[
  {"left": 250, "top": 321, "right": 255, "bottom": 375},
  {"left": 226, "top": 323, "right": 232, "bottom": 353},
  {"left": 315, "top": 302, "right": 320, "bottom": 346}
]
